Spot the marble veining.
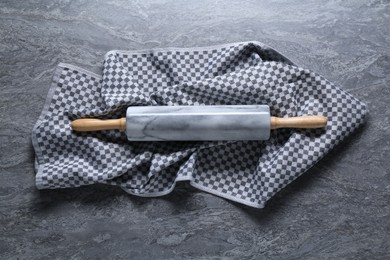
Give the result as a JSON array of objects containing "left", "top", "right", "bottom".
[
  {"left": 0, "top": 0, "right": 389, "bottom": 259},
  {"left": 126, "top": 105, "right": 270, "bottom": 141}
]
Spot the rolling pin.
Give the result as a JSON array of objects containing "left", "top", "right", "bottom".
[{"left": 71, "top": 105, "right": 327, "bottom": 141}]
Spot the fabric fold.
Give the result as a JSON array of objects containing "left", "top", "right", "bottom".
[{"left": 32, "top": 41, "right": 367, "bottom": 208}]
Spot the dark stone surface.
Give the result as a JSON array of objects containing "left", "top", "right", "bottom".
[{"left": 0, "top": 0, "right": 389, "bottom": 259}]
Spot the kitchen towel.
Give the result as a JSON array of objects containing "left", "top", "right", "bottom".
[{"left": 32, "top": 41, "right": 367, "bottom": 208}]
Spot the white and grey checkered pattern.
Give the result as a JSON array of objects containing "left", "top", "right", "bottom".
[{"left": 32, "top": 41, "right": 367, "bottom": 208}]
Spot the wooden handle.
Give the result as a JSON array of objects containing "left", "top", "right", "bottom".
[
  {"left": 71, "top": 115, "right": 327, "bottom": 132},
  {"left": 270, "top": 116, "right": 327, "bottom": 129},
  {"left": 71, "top": 118, "right": 126, "bottom": 132}
]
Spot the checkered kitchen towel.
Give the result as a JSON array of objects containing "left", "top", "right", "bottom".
[{"left": 32, "top": 41, "right": 367, "bottom": 208}]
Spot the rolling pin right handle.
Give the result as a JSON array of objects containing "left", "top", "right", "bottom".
[{"left": 270, "top": 116, "right": 328, "bottom": 129}]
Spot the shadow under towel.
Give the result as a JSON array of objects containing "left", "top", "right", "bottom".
[{"left": 32, "top": 41, "right": 367, "bottom": 208}]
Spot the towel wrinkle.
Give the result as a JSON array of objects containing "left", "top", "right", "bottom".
[{"left": 32, "top": 41, "right": 367, "bottom": 208}]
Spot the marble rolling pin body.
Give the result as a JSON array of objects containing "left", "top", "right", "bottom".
[{"left": 71, "top": 105, "right": 328, "bottom": 141}]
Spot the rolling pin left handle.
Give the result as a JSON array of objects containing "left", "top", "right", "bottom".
[{"left": 71, "top": 118, "right": 127, "bottom": 132}]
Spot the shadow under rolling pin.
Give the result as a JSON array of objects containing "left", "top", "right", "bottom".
[{"left": 71, "top": 105, "right": 327, "bottom": 141}]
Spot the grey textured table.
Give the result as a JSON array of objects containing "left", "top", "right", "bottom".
[{"left": 1, "top": 1, "right": 389, "bottom": 259}]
